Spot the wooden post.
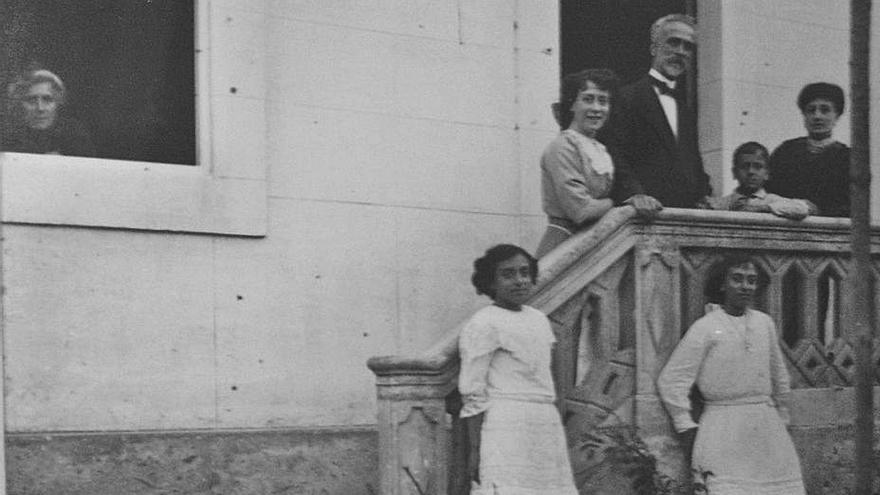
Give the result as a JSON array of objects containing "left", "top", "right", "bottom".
[
  {"left": 0, "top": 67, "right": 7, "bottom": 494},
  {"left": 849, "top": 1, "right": 874, "bottom": 493},
  {"left": 0, "top": 155, "right": 6, "bottom": 495}
]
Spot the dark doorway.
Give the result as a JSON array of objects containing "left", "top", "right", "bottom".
[{"left": 560, "top": 0, "right": 692, "bottom": 85}]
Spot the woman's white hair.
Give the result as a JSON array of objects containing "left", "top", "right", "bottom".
[{"left": 8, "top": 68, "right": 66, "bottom": 104}]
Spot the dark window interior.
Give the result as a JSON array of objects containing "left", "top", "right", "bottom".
[
  {"left": 560, "top": 0, "right": 695, "bottom": 110},
  {"left": 0, "top": 0, "right": 195, "bottom": 165}
]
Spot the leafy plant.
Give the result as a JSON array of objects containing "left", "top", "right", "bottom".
[
  {"left": 692, "top": 467, "right": 712, "bottom": 495},
  {"left": 573, "top": 421, "right": 712, "bottom": 495}
]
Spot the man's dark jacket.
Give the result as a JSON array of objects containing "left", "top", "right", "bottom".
[{"left": 602, "top": 75, "right": 711, "bottom": 208}]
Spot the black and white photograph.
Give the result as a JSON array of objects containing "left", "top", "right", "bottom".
[{"left": 0, "top": 1, "right": 877, "bottom": 494}]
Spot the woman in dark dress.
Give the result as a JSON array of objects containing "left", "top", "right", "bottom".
[
  {"left": 3, "top": 68, "right": 95, "bottom": 157},
  {"left": 764, "top": 82, "right": 849, "bottom": 217}
]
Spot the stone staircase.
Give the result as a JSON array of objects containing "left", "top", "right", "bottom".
[{"left": 368, "top": 207, "right": 880, "bottom": 495}]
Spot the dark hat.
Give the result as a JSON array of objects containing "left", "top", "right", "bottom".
[{"left": 797, "top": 82, "right": 844, "bottom": 114}]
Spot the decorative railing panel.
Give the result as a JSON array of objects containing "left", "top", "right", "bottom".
[
  {"left": 368, "top": 208, "right": 880, "bottom": 495},
  {"left": 677, "top": 248, "right": 878, "bottom": 389}
]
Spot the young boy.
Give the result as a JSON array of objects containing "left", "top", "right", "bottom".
[{"left": 708, "top": 142, "right": 815, "bottom": 220}]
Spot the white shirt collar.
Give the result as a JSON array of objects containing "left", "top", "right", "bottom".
[
  {"left": 736, "top": 187, "right": 767, "bottom": 199},
  {"left": 649, "top": 68, "right": 677, "bottom": 89}
]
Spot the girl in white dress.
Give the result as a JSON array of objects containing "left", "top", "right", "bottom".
[
  {"left": 658, "top": 254, "right": 806, "bottom": 495},
  {"left": 458, "top": 244, "right": 578, "bottom": 494}
]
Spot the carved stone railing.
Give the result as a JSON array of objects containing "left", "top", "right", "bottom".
[{"left": 367, "top": 207, "right": 880, "bottom": 495}]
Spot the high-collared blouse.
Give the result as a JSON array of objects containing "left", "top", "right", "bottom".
[
  {"left": 540, "top": 129, "right": 614, "bottom": 226},
  {"left": 458, "top": 305, "right": 557, "bottom": 418},
  {"left": 657, "top": 308, "right": 792, "bottom": 432}
]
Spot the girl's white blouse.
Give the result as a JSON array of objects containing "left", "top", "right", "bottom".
[
  {"left": 657, "top": 308, "right": 792, "bottom": 432},
  {"left": 458, "top": 304, "right": 557, "bottom": 417}
]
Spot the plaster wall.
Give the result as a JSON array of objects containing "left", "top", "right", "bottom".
[{"left": 1, "top": 0, "right": 559, "bottom": 434}]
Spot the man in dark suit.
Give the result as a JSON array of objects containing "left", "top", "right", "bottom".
[{"left": 602, "top": 14, "right": 711, "bottom": 210}]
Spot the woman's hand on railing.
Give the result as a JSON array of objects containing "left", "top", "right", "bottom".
[
  {"left": 694, "top": 195, "right": 713, "bottom": 210},
  {"left": 624, "top": 194, "right": 663, "bottom": 220}
]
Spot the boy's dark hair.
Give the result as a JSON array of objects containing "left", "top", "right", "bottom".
[
  {"left": 731, "top": 141, "right": 769, "bottom": 169},
  {"left": 471, "top": 244, "right": 538, "bottom": 298},
  {"left": 797, "top": 82, "right": 845, "bottom": 115},
  {"left": 704, "top": 252, "right": 759, "bottom": 303},
  {"left": 557, "top": 68, "right": 619, "bottom": 129}
]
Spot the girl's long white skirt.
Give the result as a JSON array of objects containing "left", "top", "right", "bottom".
[
  {"left": 471, "top": 398, "right": 578, "bottom": 495},
  {"left": 693, "top": 402, "right": 805, "bottom": 495}
]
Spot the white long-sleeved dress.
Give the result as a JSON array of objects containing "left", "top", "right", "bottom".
[
  {"left": 657, "top": 308, "right": 806, "bottom": 495},
  {"left": 458, "top": 304, "right": 578, "bottom": 495}
]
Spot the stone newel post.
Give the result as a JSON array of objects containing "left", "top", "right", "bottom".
[{"left": 368, "top": 347, "right": 460, "bottom": 495}]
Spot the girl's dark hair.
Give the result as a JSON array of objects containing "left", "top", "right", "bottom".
[
  {"left": 797, "top": 82, "right": 845, "bottom": 115},
  {"left": 471, "top": 244, "right": 538, "bottom": 298},
  {"left": 704, "top": 252, "right": 759, "bottom": 303},
  {"left": 558, "top": 68, "right": 619, "bottom": 129}
]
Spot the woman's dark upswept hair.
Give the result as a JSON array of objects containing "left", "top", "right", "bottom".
[
  {"left": 797, "top": 82, "right": 845, "bottom": 115},
  {"left": 471, "top": 244, "right": 538, "bottom": 298},
  {"left": 704, "top": 252, "right": 760, "bottom": 303},
  {"left": 557, "top": 68, "right": 619, "bottom": 129}
]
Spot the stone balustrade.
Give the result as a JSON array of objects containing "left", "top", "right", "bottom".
[{"left": 368, "top": 207, "right": 880, "bottom": 495}]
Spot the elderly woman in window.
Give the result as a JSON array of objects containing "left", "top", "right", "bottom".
[{"left": 3, "top": 68, "right": 95, "bottom": 157}]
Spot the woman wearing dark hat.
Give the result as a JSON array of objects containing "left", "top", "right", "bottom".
[
  {"left": 764, "top": 82, "right": 849, "bottom": 217},
  {"left": 3, "top": 67, "right": 95, "bottom": 157}
]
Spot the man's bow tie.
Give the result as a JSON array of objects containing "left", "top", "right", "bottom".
[{"left": 650, "top": 76, "right": 679, "bottom": 97}]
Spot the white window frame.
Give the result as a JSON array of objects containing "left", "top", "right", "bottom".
[{"left": 0, "top": 0, "right": 267, "bottom": 237}]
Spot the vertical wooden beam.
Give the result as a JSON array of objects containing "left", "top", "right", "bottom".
[
  {"left": 849, "top": 1, "right": 873, "bottom": 493},
  {"left": 0, "top": 0, "right": 8, "bottom": 482},
  {"left": 0, "top": 127, "right": 6, "bottom": 495}
]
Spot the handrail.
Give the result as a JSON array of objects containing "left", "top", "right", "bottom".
[
  {"left": 368, "top": 207, "right": 867, "bottom": 378},
  {"left": 366, "top": 207, "right": 878, "bottom": 495},
  {"left": 366, "top": 206, "right": 640, "bottom": 379}
]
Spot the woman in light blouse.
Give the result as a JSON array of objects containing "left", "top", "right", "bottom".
[{"left": 536, "top": 68, "right": 658, "bottom": 257}]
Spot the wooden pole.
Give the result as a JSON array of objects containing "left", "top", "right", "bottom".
[
  {"left": 0, "top": 160, "right": 5, "bottom": 495},
  {"left": 0, "top": 0, "right": 8, "bottom": 486},
  {"left": 849, "top": 1, "right": 874, "bottom": 494}
]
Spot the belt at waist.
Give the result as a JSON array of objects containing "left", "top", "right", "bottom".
[
  {"left": 705, "top": 395, "right": 771, "bottom": 406},
  {"left": 547, "top": 216, "right": 577, "bottom": 232},
  {"left": 489, "top": 393, "right": 556, "bottom": 404}
]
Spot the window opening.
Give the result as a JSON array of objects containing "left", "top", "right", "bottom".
[{"left": 0, "top": 0, "right": 195, "bottom": 164}]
